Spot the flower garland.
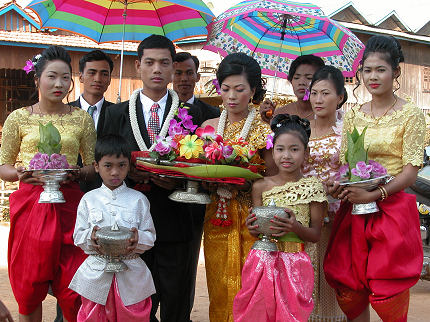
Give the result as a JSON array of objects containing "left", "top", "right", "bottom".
[
  {"left": 213, "top": 107, "right": 256, "bottom": 227},
  {"left": 129, "top": 88, "right": 180, "bottom": 151}
]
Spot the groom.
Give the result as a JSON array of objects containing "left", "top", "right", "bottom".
[{"left": 101, "top": 35, "right": 207, "bottom": 322}]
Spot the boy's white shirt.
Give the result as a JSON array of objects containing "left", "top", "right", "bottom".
[{"left": 69, "top": 182, "right": 156, "bottom": 305}]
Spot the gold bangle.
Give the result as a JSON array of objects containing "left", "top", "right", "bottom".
[
  {"left": 377, "top": 186, "right": 386, "bottom": 200},
  {"left": 380, "top": 185, "right": 388, "bottom": 199}
]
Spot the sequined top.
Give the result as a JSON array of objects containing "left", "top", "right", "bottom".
[
  {"left": 340, "top": 102, "right": 426, "bottom": 176},
  {"left": 0, "top": 107, "right": 96, "bottom": 167},
  {"left": 262, "top": 177, "right": 327, "bottom": 233},
  {"left": 224, "top": 109, "right": 272, "bottom": 152}
]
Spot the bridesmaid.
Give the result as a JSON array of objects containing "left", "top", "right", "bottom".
[{"left": 303, "top": 65, "right": 347, "bottom": 322}]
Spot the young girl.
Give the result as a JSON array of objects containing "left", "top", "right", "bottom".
[
  {"left": 303, "top": 65, "right": 347, "bottom": 321},
  {"left": 324, "top": 35, "right": 426, "bottom": 322},
  {"left": 69, "top": 135, "right": 156, "bottom": 321},
  {"left": 233, "top": 114, "right": 327, "bottom": 321},
  {"left": 0, "top": 46, "right": 96, "bottom": 322}
]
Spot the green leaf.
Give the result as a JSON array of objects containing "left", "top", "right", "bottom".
[
  {"left": 37, "top": 121, "right": 62, "bottom": 155},
  {"left": 351, "top": 127, "right": 360, "bottom": 142}
]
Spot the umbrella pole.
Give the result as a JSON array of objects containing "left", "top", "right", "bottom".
[
  {"left": 271, "top": 15, "right": 287, "bottom": 100},
  {"left": 116, "top": 3, "right": 127, "bottom": 104}
]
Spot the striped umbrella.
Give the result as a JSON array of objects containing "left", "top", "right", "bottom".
[
  {"left": 204, "top": 0, "right": 364, "bottom": 79},
  {"left": 26, "top": 0, "right": 215, "bottom": 102}
]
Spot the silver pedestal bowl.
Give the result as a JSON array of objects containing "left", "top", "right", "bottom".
[
  {"left": 95, "top": 222, "right": 134, "bottom": 273},
  {"left": 339, "top": 175, "right": 389, "bottom": 215},
  {"left": 30, "top": 169, "right": 77, "bottom": 203},
  {"left": 169, "top": 180, "right": 211, "bottom": 205},
  {"left": 251, "top": 201, "right": 289, "bottom": 252}
]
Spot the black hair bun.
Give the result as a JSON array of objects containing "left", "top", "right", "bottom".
[{"left": 270, "top": 113, "right": 311, "bottom": 138}]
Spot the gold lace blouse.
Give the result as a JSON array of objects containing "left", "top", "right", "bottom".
[
  {"left": 340, "top": 102, "right": 426, "bottom": 176},
  {"left": 224, "top": 109, "right": 272, "bottom": 151},
  {"left": 262, "top": 177, "right": 327, "bottom": 231},
  {"left": 0, "top": 107, "right": 96, "bottom": 167}
]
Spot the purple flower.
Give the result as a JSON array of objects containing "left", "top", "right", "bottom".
[
  {"left": 368, "top": 160, "right": 387, "bottom": 177},
  {"left": 23, "top": 59, "right": 34, "bottom": 74},
  {"left": 212, "top": 79, "right": 221, "bottom": 95},
  {"left": 177, "top": 108, "right": 192, "bottom": 122},
  {"left": 335, "top": 164, "right": 349, "bottom": 181},
  {"left": 47, "top": 153, "right": 69, "bottom": 169},
  {"left": 303, "top": 88, "right": 310, "bottom": 101},
  {"left": 154, "top": 136, "right": 177, "bottom": 156},
  {"left": 182, "top": 118, "right": 197, "bottom": 132},
  {"left": 351, "top": 161, "right": 372, "bottom": 179},
  {"left": 29, "top": 152, "right": 49, "bottom": 170},
  {"left": 222, "top": 145, "right": 234, "bottom": 159},
  {"left": 168, "top": 119, "right": 188, "bottom": 136},
  {"left": 266, "top": 133, "right": 274, "bottom": 149}
]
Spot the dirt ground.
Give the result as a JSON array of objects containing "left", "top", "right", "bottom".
[{"left": 1, "top": 223, "right": 429, "bottom": 321}]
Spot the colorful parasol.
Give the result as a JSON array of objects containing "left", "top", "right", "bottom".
[
  {"left": 203, "top": 0, "right": 364, "bottom": 78},
  {"left": 27, "top": 0, "right": 215, "bottom": 43},
  {"left": 26, "top": 0, "right": 215, "bottom": 102}
]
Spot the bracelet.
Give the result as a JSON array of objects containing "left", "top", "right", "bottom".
[
  {"left": 380, "top": 185, "right": 388, "bottom": 199},
  {"left": 377, "top": 186, "right": 387, "bottom": 201}
]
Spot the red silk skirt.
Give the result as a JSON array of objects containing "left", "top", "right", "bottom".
[
  {"left": 8, "top": 182, "right": 86, "bottom": 321},
  {"left": 324, "top": 191, "right": 422, "bottom": 300}
]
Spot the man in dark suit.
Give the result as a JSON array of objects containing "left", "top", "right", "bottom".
[
  {"left": 173, "top": 52, "right": 220, "bottom": 318},
  {"left": 70, "top": 50, "right": 114, "bottom": 136},
  {"left": 101, "top": 35, "right": 210, "bottom": 322}
]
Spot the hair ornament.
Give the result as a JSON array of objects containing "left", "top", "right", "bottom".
[{"left": 23, "top": 54, "right": 42, "bottom": 74}]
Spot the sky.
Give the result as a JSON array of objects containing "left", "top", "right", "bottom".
[{"left": 204, "top": 0, "right": 430, "bottom": 32}]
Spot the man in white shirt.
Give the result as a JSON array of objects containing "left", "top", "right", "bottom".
[{"left": 71, "top": 50, "right": 114, "bottom": 136}]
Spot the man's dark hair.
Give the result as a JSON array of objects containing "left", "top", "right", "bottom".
[
  {"left": 95, "top": 135, "right": 131, "bottom": 163},
  {"left": 137, "top": 34, "right": 176, "bottom": 61},
  {"left": 79, "top": 50, "right": 114, "bottom": 73},
  {"left": 173, "top": 52, "right": 200, "bottom": 71}
]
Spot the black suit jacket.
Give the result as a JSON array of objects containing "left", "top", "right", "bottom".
[
  {"left": 101, "top": 93, "right": 208, "bottom": 242},
  {"left": 70, "top": 98, "right": 114, "bottom": 137},
  {"left": 191, "top": 98, "right": 220, "bottom": 121},
  {"left": 70, "top": 97, "right": 114, "bottom": 192}
]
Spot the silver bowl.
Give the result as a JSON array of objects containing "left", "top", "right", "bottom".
[
  {"left": 251, "top": 203, "right": 289, "bottom": 252},
  {"left": 95, "top": 223, "right": 133, "bottom": 272},
  {"left": 30, "top": 169, "right": 77, "bottom": 203},
  {"left": 339, "top": 175, "right": 389, "bottom": 215}
]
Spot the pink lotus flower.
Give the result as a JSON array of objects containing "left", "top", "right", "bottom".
[
  {"left": 154, "top": 136, "right": 177, "bottom": 156},
  {"left": 335, "top": 164, "right": 350, "bottom": 181},
  {"left": 351, "top": 161, "right": 372, "bottom": 179},
  {"left": 196, "top": 125, "right": 216, "bottom": 140},
  {"left": 23, "top": 59, "right": 34, "bottom": 74},
  {"left": 368, "top": 160, "right": 387, "bottom": 177}
]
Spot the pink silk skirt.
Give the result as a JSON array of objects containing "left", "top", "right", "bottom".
[
  {"left": 77, "top": 276, "right": 151, "bottom": 322},
  {"left": 233, "top": 249, "right": 314, "bottom": 322}
]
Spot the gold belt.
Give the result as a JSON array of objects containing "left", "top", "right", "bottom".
[{"left": 277, "top": 241, "right": 304, "bottom": 253}]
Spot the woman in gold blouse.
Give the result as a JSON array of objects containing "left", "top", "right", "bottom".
[
  {"left": 0, "top": 46, "right": 96, "bottom": 322},
  {"left": 324, "top": 36, "right": 425, "bottom": 322},
  {"left": 201, "top": 53, "right": 273, "bottom": 321}
]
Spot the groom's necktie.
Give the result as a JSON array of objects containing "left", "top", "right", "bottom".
[
  {"left": 87, "top": 105, "right": 96, "bottom": 120},
  {"left": 147, "top": 103, "right": 160, "bottom": 145}
]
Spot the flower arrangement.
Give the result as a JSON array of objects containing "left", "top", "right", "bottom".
[
  {"left": 149, "top": 107, "right": 262, "bottom": 171},
  {"left": 336, "top": 126, "right": 386, "bottom": 182},
  {"left": 29, "top": 122, "right": 69, "bottom": 170}
]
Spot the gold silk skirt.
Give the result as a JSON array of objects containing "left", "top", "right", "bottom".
[{"left": 203, "top": 191, "right": 256, "bottom": 322}]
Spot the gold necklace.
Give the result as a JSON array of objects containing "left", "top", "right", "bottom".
[{"left": 370, "top": 96, "right": 397, "bottom": 124}]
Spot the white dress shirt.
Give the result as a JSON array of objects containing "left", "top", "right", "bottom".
[
  {"left": 139, "top": 91, "right": 168, "bottom": 128},
  {"left": 69, "top": 183, "right": 156, "bottom": 305},
  {"left": 186, "top": 95, "right": 195, "bottom": 105},
  {"left": 79, "top": 96, "right": 105, "bottom": 128}
]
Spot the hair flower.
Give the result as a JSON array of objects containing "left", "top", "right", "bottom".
[
  {"left": 212, "top": 79, "right": 221, "bottom": 95},
  {"left": 23, "top": 59, "right": 35, "bottom": 74}
]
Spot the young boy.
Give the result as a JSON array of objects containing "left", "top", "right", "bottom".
[{"left": 69, "top": 134, "right": 156, "bottom": 321}]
